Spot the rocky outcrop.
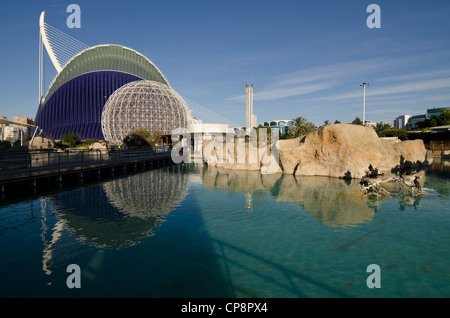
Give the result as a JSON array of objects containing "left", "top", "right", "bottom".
[
  {"left": 89, "top": 142, "right": 108, "bottom": 150},
  {"left": 279, "top": 124, "right": 429, "bottom": 178},
  {"left": 202, "top": 137, "right": 282, "bottom": 174},
  {"left": 201, "top": 124, "right": 429, "bottom": 178},
  {"left": 28, "top": 136, "right": 55, "bottom": 150}
]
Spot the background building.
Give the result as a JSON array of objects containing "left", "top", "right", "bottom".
[
  {"left": 363, "top": 120, "right": 377, "bottom": 128},
  {"left": 245, "top": 83, "right": 256, "bottom": 131},
  {"left": 263, "top": 120, "right": 295, "bottom": 136},
  {"left": 394, "top": 115, "right": 411, "bottom": 129},
  {"left": 427, "top": 107, "right": 450, "bottom": 118},
  {"left": 404, "top": 107, "right": 450, "bottom": 129},
  {"left": 0, "top": 116, "right": 35, "bottom": 143},
  {"left": 35, "top": 44, "right": 172, "bottom": 141},
  {"left": 0, "top": 116, "right": 7, "bottom": 141},
  {"left": 34, "top": 11, "right": 235, "bottom": 144},
  {"left": 13, "top": 116, "right": 35, "bottom": 136}
]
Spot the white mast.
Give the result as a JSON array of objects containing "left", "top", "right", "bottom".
[{"left": 360, "top": 82, "right": 369, "bottom": 125}]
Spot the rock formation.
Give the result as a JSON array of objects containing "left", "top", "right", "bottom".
[
  {"left": 279, "top": 124, "right": 429, "bottom": 178},
  {"left": 201, "top": 124, "right": 430, "bottom": 179}
]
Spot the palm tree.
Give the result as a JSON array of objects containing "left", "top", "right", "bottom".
[{"left": 291, "top": 116, "right": 316, "bottom": 136}]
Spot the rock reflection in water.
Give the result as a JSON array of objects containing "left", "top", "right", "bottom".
[
  {"left": 201, "top": 168, "right": 378, "bottom": 228},
  {"left": 50, "top": 168, "right": 189, "bottom": 249}
]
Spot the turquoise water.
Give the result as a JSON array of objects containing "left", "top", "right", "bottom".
[{"left": 1, "top": 161, "right": 450, "bottom": 298}]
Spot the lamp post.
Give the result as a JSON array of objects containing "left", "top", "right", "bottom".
[{"left": 360, "top": 82, "right": 369, "bottom": 125}]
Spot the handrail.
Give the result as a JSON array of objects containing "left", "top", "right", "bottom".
[{"left": 0, "top": 148, "right": 171, "bottom": 176}]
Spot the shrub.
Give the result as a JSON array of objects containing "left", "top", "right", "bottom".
[
  {"left": 61, "top": 131, "right": 79, "bottom": 147},
  {"left": 123, "top": 129, "right": 161, "bottom": 149}
]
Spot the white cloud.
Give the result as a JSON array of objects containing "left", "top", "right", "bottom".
[
  {"left": 314, "top": 77, "right": 450, "bottom": 102},
  {"left": 226, "top": 48, "right": 450, "bottom": 109},
  {"left": 228, "top": 82, "right": 332, "bottom": 102}
]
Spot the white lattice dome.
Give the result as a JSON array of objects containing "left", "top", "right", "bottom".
[{"left": 101, "top": 80, "right": 191, "bottom": 143}]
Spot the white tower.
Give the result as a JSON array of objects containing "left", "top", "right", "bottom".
[
  {"left": 360, "top": 82, "right": 369, "bottom": 125},
  {"left": 246, "top": 83, "right": 254, "bottom": 131}
]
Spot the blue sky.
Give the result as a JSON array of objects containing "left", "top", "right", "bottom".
[{"left": 1, "top": 0, "right": 450, "bottom": 127}]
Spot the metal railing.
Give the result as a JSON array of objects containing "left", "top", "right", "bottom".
[{"left": 0, "top": 148, "right": 172, "bottom": 180}]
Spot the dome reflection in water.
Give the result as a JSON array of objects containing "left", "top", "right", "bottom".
[{"left": 50, "top": 168, "right": 189, "bottom": 249}]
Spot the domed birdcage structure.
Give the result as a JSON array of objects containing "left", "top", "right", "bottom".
[{"left": 101, "top": 80, "right": 192, "bottom": 144}]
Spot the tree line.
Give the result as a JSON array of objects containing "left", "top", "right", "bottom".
[{"left": 278, "top": 112, "right": 450, "bottom": 141}]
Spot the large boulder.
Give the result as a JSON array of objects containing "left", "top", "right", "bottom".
[
  {"left": 202, "top": 137, "right": 281, "bottom": 173},
  {"left": 28, "top": 136, "right": 55, "bottom": 150},
  {"left": 200, "top": 124, "right": 428, "bottom": 178},
  {"left": 278, "top": 124, "right": 428, "bottom": 178}
]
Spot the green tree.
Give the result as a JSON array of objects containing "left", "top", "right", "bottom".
[
  {"left": 440, "top": 110, "right": 450, "bottom": 125},
  {"left": 323, "top": 120, "right": 330, "bottom": 126},
  {"left": 334, "top": 120, "right": 341, "bottom": 124},
  {"left": 417, "top": 110, "right": 450, "bottom": 129},
  {"left": 290, "top": 116, "right": 316, "bottom": 136},
  {"left": 255, "top": 125, "right": 272, "bottom": 136},
  {"left": 352, "top": 117, "right": 363, "bottom": 125},
  {"left": 146, "top": 129, "right": 162, "bottom": 148},
  {"left": 123, "top": 128, "right": 161, "bottom": 149},
  {"left": 61, "top": 131, "right": 79, "bottom": 147},
  {"left": 375, "top": 122, "right": 393, "bottom": 134},
  {"left": 378, "top": 128, "right": 409, "bottom": 140}
]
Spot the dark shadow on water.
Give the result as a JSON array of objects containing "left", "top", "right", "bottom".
[
  {"left": 0, "top": 164, "right": 234, "bottom": 297},
  {"left": 2, "top": 161, "right": 448, "bottom": 297},
  {"left": 211, "top": 238, "right": 351, "bottom": 298},
  {"left": 36, "top": 164, "right": 237, "bottom": 297},
  {"left": 0, "top": 163, "right": 355, "bottom": 298},
  {"left": 425, "top": 157, "right": 450, "bottom": 179}
]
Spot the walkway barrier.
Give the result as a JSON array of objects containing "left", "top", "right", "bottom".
[{"left": 0, "top": 148, "right": 172, "bottom": 184}]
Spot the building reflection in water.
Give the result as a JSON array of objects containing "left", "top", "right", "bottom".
[{"left": 41, "top": 167, "right": 189, "bottom": 275}]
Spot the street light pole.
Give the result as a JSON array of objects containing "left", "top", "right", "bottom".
[{"left": 360, "top": 82, "right": 369, "bottom": 125}]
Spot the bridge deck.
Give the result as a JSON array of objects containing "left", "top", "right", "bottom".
[{"left": 0, "top": 150, "right": 173, "bottom": 189}]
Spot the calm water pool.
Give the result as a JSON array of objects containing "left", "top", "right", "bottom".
[{"left": 1, "top": 160, "right": 450, "bottom": 298}]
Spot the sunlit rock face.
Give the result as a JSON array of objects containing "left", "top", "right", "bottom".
[
  {"left": 278, "top": 124, "right": 428, "bottom": 178},
  {"left": 201, "top": 137, "right": 282, "bottom": 174},
  {"left": 201, "top": 124, "right": 428, "bottom": 178}
]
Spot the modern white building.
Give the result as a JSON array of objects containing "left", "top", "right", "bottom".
[
  {"left": 263, "top": 120, "right": 295, "bottom": 136},
  {"left": 35, "top": 11, "right": 238, "bottom": 143},
  {"left": 3, "top": 126, "right": 27, "bottom": 142},
  {"left": 394, "top": 115, "right": 411, "bottom": 129},
  {"left": 245, "top": 83, "right": 256, "bottom": 131},
  {"left": 0, "top": 117, "right": 32, "bottom": 143},
  {"left": 364, "top": 120, "right": 377, "bottom": 128}
]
